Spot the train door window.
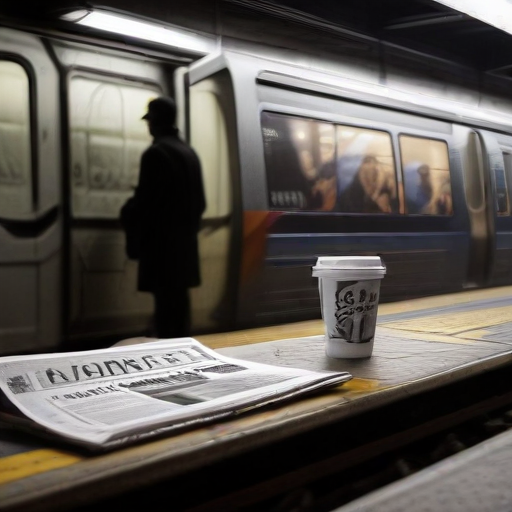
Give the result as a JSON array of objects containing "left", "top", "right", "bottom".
[
  {"left": 496, "top": 152, "right": 511, "bottom": 215},
  {"left": 399, "top": 135, "right": 452, "bottom": 215},
  {"left": 69, "top": 77, "right": 158, "bottom": 219},
  {"left": 261, "top": 111, "right": 335, "bottom": 211},
  {"left": 67, "top": 76, "right": 159, "bottom": 337},
  {"left": 0, "top": 60, "right": 32, "bottom": 218},
  {"left": 335, "top": 126, "right": 397, "bottom": 213}
]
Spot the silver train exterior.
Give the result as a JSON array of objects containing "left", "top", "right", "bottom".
[{"left": 1, "top": 8, "right": 512, "bottom": 354}]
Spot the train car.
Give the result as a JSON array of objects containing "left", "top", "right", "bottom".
[{"left": 2, "top": 5, "right": 512, "bottom": 354}]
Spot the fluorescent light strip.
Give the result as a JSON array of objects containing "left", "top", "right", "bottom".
[
  {"left": 68, "top": 11, "right": 215, "bottom": 54},
  {"left": 433, "top": 0, "right": 512, "bottom": 35}
]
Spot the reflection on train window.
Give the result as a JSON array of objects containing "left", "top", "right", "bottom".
[
  {"left": 335, "top": 126, "right": 397, "bottom": 213},
  {"left": 262, "top": 112, "right": 335, "bottom": 210},
  {"left": 69, "top": 77, "right": 159, "bottom": 219},
  {"left": 261, "top": 112, "right": 398, "bottom": 213},
  {"left": 0, "top": 61, "right": 32, "bottom": 218},
  {"left": 498, "top": 152, "right": 512, "bottom": 216},
  {"left": 400, "top": 135, "right": 452, "bottom": 215}
]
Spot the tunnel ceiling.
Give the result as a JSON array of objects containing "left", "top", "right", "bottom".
[
  {"left": 233, "top": 0, "right": 512, "bottom": 78},
  {"left": 2, "top": 0, "right": 512, "bottom": 79}
]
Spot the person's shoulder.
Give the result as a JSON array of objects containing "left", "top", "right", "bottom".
[
  {"left": 159, "top": 136, "right": 200, "bottom": 161},
  {"left": 158, "top": 134, "right": 192, "bottom": 150},
  {"left": 142, "top": 141, "right": 159, "bottom": 155},
  {"left": 140, "top": 144, "right": 162, "bottom": 164}
]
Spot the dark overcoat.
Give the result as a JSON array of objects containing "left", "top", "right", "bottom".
[{"left": 131, "top": 131, "right": 206, "bottom": 292}]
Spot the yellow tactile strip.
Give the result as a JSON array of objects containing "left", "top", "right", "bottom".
[
  {"left": 383, "top": 305, "right": 512, "bottom": 337},
  {"left": 341, "top": 377, "right": 382, "bottom": 393},
  {"left": 196, "top": 320, "right": 326, "bottom": 349},
  {"left": 196, "top": 286, "right": 512, "bottom": 350},
  {"left": 0, "top": 449, "right": 83, "bottom": 485},
  {"left": 377, "top": 285, "right": 512, "bottom": 316}
]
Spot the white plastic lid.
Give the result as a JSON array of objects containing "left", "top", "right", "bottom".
[{"left": 312, "top": 256, "right": 386, "bottom": 279}]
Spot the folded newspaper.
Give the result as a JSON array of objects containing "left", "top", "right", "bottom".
[{"left": 0, "top": 338, "right": 352, "bottom": 451}]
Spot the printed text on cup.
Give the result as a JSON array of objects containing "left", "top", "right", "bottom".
[{"left": 331, "top": 280, "right": 380, "bottom": 343}]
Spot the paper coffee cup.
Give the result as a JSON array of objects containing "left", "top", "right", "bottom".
[{"left": 312, "top": 256, "right": 386, "bottom": 358}]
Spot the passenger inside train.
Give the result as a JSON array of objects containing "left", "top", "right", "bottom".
[
  {"left": 400, "top": 135, "right": 453, "bottom": 216},
  {"left": 403, "top": 162, "right": 454, "bottom": 215},
  {"left": 403, "top": 162, "right": 434, "bottom": 214},
  {"left": 336, "top": 154, "right": 397, "bottom": 213},
  {"left": 333, "top": 129, "right": 398, "bottom": 214}
]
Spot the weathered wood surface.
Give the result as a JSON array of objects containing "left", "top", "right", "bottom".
[{"left": 2, "top": 286, "right": 512, "bottom": 512}]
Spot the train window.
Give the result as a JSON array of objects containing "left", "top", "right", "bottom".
[
  {"left": 69, "top": 77, "right": 158, "bottom": 219},
  {"left": 0, "top": 60, "right": 32, "bottom": 218},
  {"left": 335, "top": 126, "right": 397, "bottom": 213},
  {"left": 261, "top": 112, "right": 398, "bottom": 213},
  {"left": 262, "top": 111, "right": 335, "bottom": 211},
  {"left": 399, "top": 135, "right": 453, "bottom": 215},
  {"left": 497, "top": 153, "right": 511, "bottom": 215}
]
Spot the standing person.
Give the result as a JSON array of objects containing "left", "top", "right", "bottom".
[{"left": 122, "top": 96, "right": 206, "bottom": 338}]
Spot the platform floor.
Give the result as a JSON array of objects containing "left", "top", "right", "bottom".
[{"left": 2, "top": 286, "right": 512, "bottom": 511}]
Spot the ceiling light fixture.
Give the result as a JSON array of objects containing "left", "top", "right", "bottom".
[
  {"left": 60, "top": 9, "right": 216, "bottom": 55},
  {"left": 433, "top": 0, "right": 512, "bottom": 35}
]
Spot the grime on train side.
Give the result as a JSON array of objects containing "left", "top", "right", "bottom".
[{"left": 1, "top": 6, "right": 512, "bottom": 354}]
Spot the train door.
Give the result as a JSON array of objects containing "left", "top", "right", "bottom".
[
  {"left": 60, "top": 43, "right": 237, "bottom": 342},
  {"left": 184, "top": 63, "right": 239, "bottom": 332},
  {"left": 477, "top": 130, "right": 512, "bottom": 286},
  {"left": 452, "top": 126, "right": 490, "bottom": 287},
  {"left": 50, "top": 41, "right": 168, "bottom": 345},
  {"left": 455, "top": 126, "right": 512, "bottom": 287},
  {"left": 0, "top": 28, "right": 62, "bottom": 353}
]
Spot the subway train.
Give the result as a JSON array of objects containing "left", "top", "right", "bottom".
[{"left": 2, "top": 5, "right": 512, "bottom": 355}]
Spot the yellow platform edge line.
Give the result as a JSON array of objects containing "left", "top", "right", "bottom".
[
  {"left": 0, "top": 449, "right": 83, "bottom": 485},
  {"left": 341, "top": 377, "right": 381, "bottom": 393}
]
